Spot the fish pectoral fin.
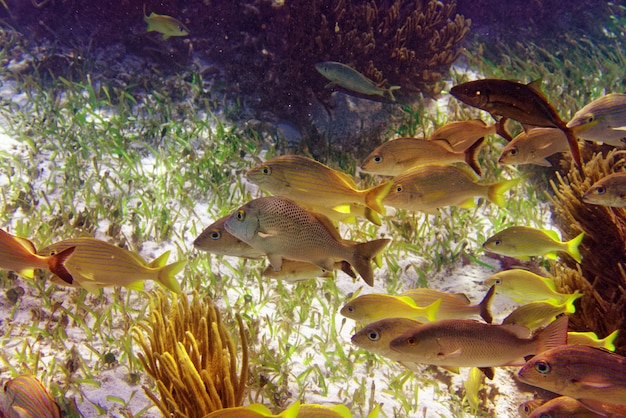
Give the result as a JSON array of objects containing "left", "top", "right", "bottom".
[
  {"left": 126, "top": 280, "right": 145, "bottom": 291},
  {"left": 544, "top": 251, "right": 559, "bottom": 260},
  {"left": 437, "top": 348, "right": 462, "bottom": 359},
  {"left": 80, "top": 282, "right": 101, "bottom": 295},
  {"left": 479, "top": 367, "right": 495, "bottom": 380},
  {"left": 267, "top": 254, "right": 284, "bottom": 271},
  {"left": 611, "top": 126, "right": 626, "bottom": 131},
  {"left": 578, "top": 378, "right": 613, "bottom": 389},
  {"left": 324, "top": 81, "right": 337, "bottom": 89},
  {"left": 440, "top": 366, "right": 460, "bottom": 374},
  {"left": 257, "top": 231, "right": 274, "bottom": 238}
]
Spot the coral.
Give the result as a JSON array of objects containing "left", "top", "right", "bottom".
[
  {"left": 133, "top": 291, "right": 248, "bottom": 417},
  {"left": 548, "top": 149, "right": 626, "bottom": 355}
]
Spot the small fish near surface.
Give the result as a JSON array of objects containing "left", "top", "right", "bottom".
[
  {"left": 428, "top": 119, "right": 496, "bottom": 152},
  {"left": 482, "top": 226, "right": 584, "bottom": 263},
  {"left": 144, "top": 5, "right": 189, "bottom": 40},
  {"left": 2, "top": 374, "right": 61, "bottom": 418},
  {"left": 351, "top": 317, "right": 424, "bottom": 361},
  {"left": 40, "top": 238, "right": 185, "bottom": 294},
  {"left": 450, "top": 78, "right": 583, "bottom": 168},
  {"left": 382, "top": 165, "right": 519, "bottom": 213},
  {"left": 340, "top": 293, "right": 441, "bottom": 324},
  {"left": 360, "top": 137, "right": 483, "bottom": 177},
  {"left": 193, "top": 215, "right": 265, "bottom": 259},
  {"left": 224, "top": 196, "right": 390, "bottom": 286},
  {"left": 315, "top": 61, "right": 400, "bottom": 101},
  {"left": 498, "top": 127, "right": 569, "bottom": 167},
  {"left": 583, "top": 172, "right": 626, "bottom": 208},
  {"left": 567, "top": 93, "right": 626, "bottom": 147},
  {"left": 518, "top": 345, "right": 626, "bottom": 411},
  {"left": 0, "top": 228, "right": 75, "bottom": 284},
  {"left": 400, "top": 286, "right": 495, "bottom": 323}
]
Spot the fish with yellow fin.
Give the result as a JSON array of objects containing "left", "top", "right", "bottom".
[
  {"left": 315, "top": 61, "right": 400, "bottom": 101},
  {"left": 583, "top": 172, "right": 626, "bottom": 208},
  {"left": 2, "top": 374, "right": 61, "bottom": 418},
  {"left": 567, "top": 93, "right": 626, "bottom": 146},
  {"left": 428, "top": 119, "right": 496, "bottom": 152},
  {"left": 144, "top": 5, "right": 189, "bottom": 40},
  {"left": 498, "top": 128, "right": 568, "bottom": 166},
  {"left": 400, "top": 286, "right": 495, "bottom": 323},
  {"left": 193, "top": 215, "right": 265, "bottom": 259},
  {"left": 502, "top": 299, "right": 579, "bottom": 331},
  {"left": 568, "top": 329, "right": 619, "bottom": 352},
  {"left": 462, "top": 367, "right": 484, "bottom": 414},
  {"left": 40, "top": 238, "right": 185, "bottom": 294},
  {"left": 340, "top": 293, "right": 441, "bottom": 324}
]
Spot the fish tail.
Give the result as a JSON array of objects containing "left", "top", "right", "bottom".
[
  {"left": 563, "top": 126, "right": 583, "bottom": 170},
  {"left": 386, "top": 86, "right": 401, "bottom": 102},
  {"left": 47, "top": 246, "right": 76, "bottom": 285},
  {"left": 464, "top": 137, "right": 485, "bottom": 176},
  {"left": 566, "top": 232, "right": 584, "bottom": 263},
  {"left": 487, "top": 177, "right": 521, "bottom": 208},
  {"left": 562, "top": 290, "right": 583, "bottom": 314},
  {"left": 364, "top": 207, "right": 382, "bottom": 226},
  {"left": 351, "top": 238, "right": 391, "bottom": 286},
  {"left": 364, "top": 181, "right": 392, "bottom": 215},
  {"left": 601, "top": 330, "right": 620, "bottom": 352},
  {"left": 278, "top": 400, "right": 300, "bottom": 418},
  {"left": 534, "top": 315, "right": 568, "bottom": 354},
  {"left": 478, "top": 285, "right": 495, "bottom": 323},
  {"left": 157, "top": 260, "right": 186, "bottom": 293}
]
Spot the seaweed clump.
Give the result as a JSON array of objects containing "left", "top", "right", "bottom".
[
  {"left": 133, "top": 291, "right": 248, "bottom": 416},
  {"left": 548, "top": 149, "right": 626, "bottom": 355}
]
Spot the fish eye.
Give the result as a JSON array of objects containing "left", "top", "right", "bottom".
[
  {"left": 508, "top": 147, "right": 519, "bottom": 156},
  {"left": 406, "top": 337, "right": 417, "bottom": 345},
  {"left": 262, "top": 166, "right": 272, "bottom": 175},
  {"left": 373, "top": 155, "right": 383, "bottom": 164},
  {"left": 493, "top": 239, "right": 502, "bottom": 246},
  {"left": 210, "top": 230, "right": 221, "bottom": 240},
  {"left": 534, "top": 360, "right": 551, "bottom": 374},
  {"left": 347, "top": 306, "right": 355, "bottom": 312},
  {"left": 495, "top": 278, "right": 502, "bottom": 285},
  {"left": 396, "top": 185, "right": 403, "bottom": 192},
  {"left": 593, "top": 186, "right": 606, "bottom": 195},
  {"left": 236, "top": 209, "right": 246, "bottom": 221},
  {"left": 368, "top": 331, "right": 380, "bottom": 341},
  {"left": 521, "top": 405, "right": 531, "bottom": 414},
  {"left": 586, "top": 116, "right": 595, "bottom": 123}
]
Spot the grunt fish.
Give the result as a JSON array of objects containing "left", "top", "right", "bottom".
[
  {"left": 193, "top": 215, "right": 265, "bottom": 259},
  {"left": 583, "top": 172, "right": 626, "bottom": 208},
  {"left": 482, "top": 226, "right": 584, "bottom": 263},
  {"left": 224, "top": 196, "right": 389, "bottom": 286},
  {"left": 360, "top": 137, "right": 483, "bottom": 177},
  {"left": 40, "top": 238, "right": 185, "bottom": 294},
  {"left": 567, "top": 330, "right": 619, "bottom": 352},
  {"left": 382, "top": 165, "right": 519, "bottom": 213},
  {"left": 0, "top": 228, "right": 75, "bottom": 284},
  {"left": 462, "top": 367, "right": 484, "bottom": 414},
  {"left": 340, "top": 293, "right": 441, "bottom": 324},
  {"left": 315, "top": 61, "right": 400, "bottom": 101},
  {"left": 498, "top": 128, "right": 568, "bottom": 166},
  {"left": 351, "top": 317, "right": 423, "bottom": 361},
  {"left": 246, "top": 155, "right": 392, "bottom": 216},
  {"left": 566, "top": 93, "right": 626, "bottom": 146},
  {"left": 262, "top": 260, "right": 356, "bottom": 281},
  {"left": 389, "top": 316, "right": 568, "bottom": 369},
  {"left": 518, "top": 345, "right": 626, "bottom": 410},
  {"left": 400, "top": 286, "right": 495, "bottom": 323},
  {"left": 428, "top": 119, "right": 496, "bottom": 152},
  {"left": 502, "top": 300, "right": 577, "bottom": 331},
  {"left": 450, "top": 78, "right": 582, "bottom": 168},
  {"left": 2, "top": 375, "right": 61, "bottom": 418},
  {"left": 144, "top": 6, "right": 189, "bottom": 40}
]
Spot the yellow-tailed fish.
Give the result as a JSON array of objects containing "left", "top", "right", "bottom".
[
  {"left": 482, "top": 226, "right": 584, "bottom": 263},
  {"left": 246, "top": 155, "right": 392, "bottom": 216},
  {"left": 262, "top": 260, "right": 356, "bottom": 281},
  {"left": 224, "top": 196, "right": 389, "bottom": 286},
  {"left": 193, "top": 215, "right": 265, "bottom": 259},
  {"left": 300, "top": 202, "right": 381, "bottom": 226},
  {"left": 2, "top": 375, "right": 61, "bottom": 418},
  {"left": 583, "top": 172, "right": 626, "bottom": 207},
  {"left": 462, "top": 367, "right": 484, "bottom": 414},
  {"left": 566, "top": 93, "right": 626, "bottom": 147},
  {"left": 498, "top": 128, "right": 568, "bottom": 166},
  {"left": 340, "top": 293, "right": 441, "bottom": 324},
  {"left": 485, "top": 269, "right": 582, "bottom": 306},
  {"left": 428, "top": 119, "right": 496, "bottom": 152},
  {"left": 360, "top": 137, "right": 483, "bottom": 177},
  {"left": 502, "top": 299, "right": 579, "bottom": 331},
  {"left": 568, "top": 330, "right": 619, "bottom": 352},
  {"left": 144, "top": 5, "right": 189, "bottom": 40},
  {"left": 389, "top": 316, "right": 568, "bottom": 369},
  {"left": 382, "top": 165, "right": 519, "bottom": 213},
  {"left": 315, "top": 61, "right": 400, "bottom": 101},
  {"left": 518, "top": 345, "right": 626, "bottom": 410},
  {"left": 0, "top": 229, "right": 75, "bottom": 284},
  {"left": 351, "top": 317, "right": 424, "bottom": 361},
  {"left": 527, "top": 396, "right": 621, "bottom": 418},
  {"left": 400, "top": 286, "right": 495, "bottom": 323},
  {"left": 40, "top": 238, "right": 185, "bottom": 294}
]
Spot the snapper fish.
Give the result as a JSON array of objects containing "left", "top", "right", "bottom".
[
  {"left": 483, "top": 226, "right": 584, "bottom": 263},
  {"left": 224, "top": 196, "right": 390, "bottom": 286},
  {"left": 340, "top": 293, "right": 441, "bottom": 324},
  {"left": 40, "top": 238, "right": 185, "bottom": 294},
  {"left": 498, "top": 128, "right": 568, "bottom": 166},
  {"left": 450, "top": 78, "right": 582, "bottom": 168},
  {"left": 382, "top": 165, "right": 519, "bottom": 213},
  {"left": 315, "top": 61, "right": 400, "bottom": 101},
  {"left": 566, "top": 93, "right": 626, "bottom": 146},
  {"left": 0, "top": 228, "right": 75, "bottom": 284},
  {"left": 400, "top": 286, "right": 495, "bottom": 323},
  {"left": 144, "top": 5, "right": 189, "bottom": 40},
  {"left": 193, "top": 215, "right": 265, "bottom": 259},
  {"left": 360, "top": 137, "right": 483, "bottom": 177},
  {"left": 583, "top": 172, "right": 626, "bottom": 207},
  {"left": 2, "top": 375, "right": 61, "bottom": 418},
  {"left": 428, "top": 119, "right": 496, "bottom": 152},
  {"left": 246, "top": 155, "right": 392, "bottom": 218}
]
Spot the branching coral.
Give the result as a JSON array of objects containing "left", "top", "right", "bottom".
[
  {"left": 548, "top": 149, "right": 626, "bottom": 354},
  {"left": 133, "top": 291, "right": 248, "bottom": 417}
]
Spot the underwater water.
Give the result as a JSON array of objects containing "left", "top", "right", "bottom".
[{"left": 0, "top": 1, "right": 625, "bottom": 417}]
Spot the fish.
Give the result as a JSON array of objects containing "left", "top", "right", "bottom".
[
  {"left": 382, "top": 165, "right": 519, "bottom": 213},
  {"left": 400, "top": 286, "right": 495, "bottom": 323},
  {"left": 300, "top": 202, "right": 381, "bottom": 226},
  {"left": 2, "top": 375, "right": 61, "bottom": 418},
  {"left": 583, "top": 172, "right": 626, "bottom": 207},
  {"left": 567, "top": 330, "right": 620, "bottom": 352},
  {"left": 428, "top": 119, "right": 496, "bottom": 152},
  {"left": 518, "top": 345, "right": 626, "bottom": 410},
  {"left": 39, "top": 238, "right": 185, "bottom": 294},
  {"left": 485, "top": 269, "right": 582, "bottom": 307},
  {"left": 262, "top": 260, "right": 356, "bottom": 281},
  {"left": 297, "top": 403, "right": 353, "bottom": 418},
  {"left": 246, "top": 155, "right": 392, "bottom": 216},
  {"left": 193, "top": 215, "right": 265, "bottom": 259},
  {"left": 0, "top": 229, "right": 75, "bottom": 284},
  {"left": 502, "top": 300, "right": 578, "bottom": 331},
  {"left": 566, "top": 93, "right": 626, "bottom": 146},
  {"left": 518, "top": 398, "right": 546, "bottom": 418},
  {"left": 144, "top": 5, "right": 189, "bottom": 40},
  {"left": 462, "top": 367, "right": 484, "bottom": 413},
  {"left": 526, "top": 396, "right": 605, "bottom": 418},
  {"left": 201, "top": 403, "right": 290, "bottom": 417},
  {"left": 389, "top": 315, "right": 568, "bottom": 369},
  {"left": 340, "top": 293, "right": 441, "bottom": 324},
  {"left": 360, "top": 137, "right": 483, "bottom": 177},
  {"left": 315, "top": 61, "right": 400, "bottom": 101},
  {"left": 450, "top": 78, "right": 583, "bottom": 168},
  {"left": 351, "top": 317, "right": 424, "bottom": 361},
  {"left": 224, "top": 196, "right": 390, "bottom": 286},
  {"left": 498, "top": 128, "right": 568, "bottom": 166},
  {"left": 482, "top": 226, "right": 584, "bottom": 263}
]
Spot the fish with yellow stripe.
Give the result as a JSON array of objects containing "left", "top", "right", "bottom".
[
  {"left": 2, "top": 374, "right": 61, "bottom": 418},
  {"left": 428, "top": 119, "right": 496, "bottom": 152},
  {"left": 340, "top": 293, "right": 441, "bottom": 324}
]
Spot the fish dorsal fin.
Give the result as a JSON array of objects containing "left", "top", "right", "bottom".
[
  {"left": 527, "top": 79, "right": 544, "bottom": 94},
  {"left": 334, "top": 170, "right": 358, "bottom": 188},
  {"left": 148, "top": 250, "right": 170, "bottom": 268},
  {"left": 394, "top": 295, "right": 420, "bottom": 308},
  {"left": 471, "top": 118, "right": 487, "bottom": 126},
  {"left": 311, "top": 211, "right": 344, "bottom": 242},
  {"left": 501, "top": 323, "right": 532, "bottom": 339},
  {"left": 450, "top": 292, "right": 472, "bottom": 304},
  {"left": 541, "top": 229, "right": 561, "bottom": 242}
]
